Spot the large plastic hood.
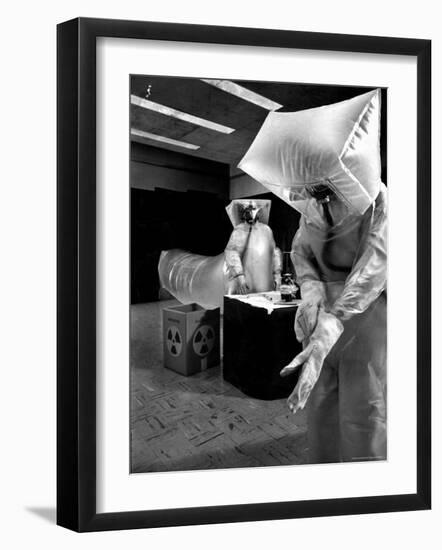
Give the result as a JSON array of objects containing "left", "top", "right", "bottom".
[{"left": 238, "top": 89, "right": 382, "bottom": 215}]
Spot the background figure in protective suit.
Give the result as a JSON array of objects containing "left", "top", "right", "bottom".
[
  {"left": 238, "top": 89, "right": 387, "bottom": 463},
  {"left": 225, "top": 200, "right": 282, "bottom": 295},
  {"left": 158, "top": 199, "right": 281, "bottom": 310}
]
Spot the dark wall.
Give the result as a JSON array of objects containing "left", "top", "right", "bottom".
[
  {"left": 247, "top": 193, "right": 301, "bottom": 274},
  {"left": 131, "top": 142, "right": 229, "bottom": 195},
  {"left": 131, "top": 188, "right": 233, "bottom": 303},
  {"left": 131, "top": 143, "right": 231, "bottom": 304}
]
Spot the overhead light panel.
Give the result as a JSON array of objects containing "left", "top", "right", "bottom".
[
  {"left": 131, "top": 95, "right": 235, "bottom": 134},
  {"left": 131, "top": 128, "right": 200, "bottom": 150},
  {"left": 201, "top": 79, "right": 283, "bottom": 111}
]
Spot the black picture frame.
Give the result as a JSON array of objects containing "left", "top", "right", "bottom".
[{"left": 57, "top": 17, "right": 431, "bottom": 532}]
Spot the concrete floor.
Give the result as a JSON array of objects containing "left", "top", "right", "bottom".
[{"left": 130, "top": 300, "right": 308, "bottom": 473}]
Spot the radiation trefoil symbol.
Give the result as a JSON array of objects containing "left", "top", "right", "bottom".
[
  {"left": 166, "top": 326, "right": 182, "bottom": 357},
  {"left": 193, "top": 325, "right": 215, "bottom": 357}
]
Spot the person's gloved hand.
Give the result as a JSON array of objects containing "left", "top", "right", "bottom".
[
  {"left": 234, "top": 274, "right": 249, "bottom": 295},
  {"left": 281, "top": 308, "right": 343, "bottom": 414},
  {"left": 295, "top": 280, "right": 326, "bottom": 342}
]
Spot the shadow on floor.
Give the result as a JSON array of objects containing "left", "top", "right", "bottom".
[{"left": 25, "top": 506, "right": 56, "bottom": 524}]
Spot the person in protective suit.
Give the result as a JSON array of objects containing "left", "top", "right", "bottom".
[
  {"left": 225, "top": 200, "right": 282, "bottom": 295},
  {"left": 280, "top": 182, "right": 387, "bottom": 463},
  {"left": 238, "top": 89, "right": 387, "bottom": 463},
  {"left": 158, "top": 199, "right": 281, "bottom": 309}
]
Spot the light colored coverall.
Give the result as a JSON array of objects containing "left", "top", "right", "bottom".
[
  {"left": 237, "top": 88, "right": 387, "bottom": 462},
  {"left": 291, "top": 185, "right": 387, "bottom": 463},
  {"left": 225, "top": 201, "right": 282, "bottom": 295}
]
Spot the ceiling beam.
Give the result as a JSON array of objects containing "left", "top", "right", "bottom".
[
  {"left": 201, "top": 80, "right": 283, "bottom": 111},
  {"left": 131, "top": 128, "right": 200, "bottom": 150},
  {"left": 131, "top": 94, "right": 235, "bottom": 134}
]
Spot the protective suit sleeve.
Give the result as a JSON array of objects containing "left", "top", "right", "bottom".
[
  {"left": 224, "top": 225, "right": 250, "bottom": 280},
  {"left": 294, "top": 280, "right": 327, "bottom": 343},
  {"left": 330, "top": 186, "right": 387, "bottom": 321},
  {"left": 158, "top": 250, "right": 225, "bottom": 310},
  {"left": 281, "top": 307, "right": 344, "bottom": 413},
  {"left": 291, "top": 220, "right": 327, "bottom": 341}
]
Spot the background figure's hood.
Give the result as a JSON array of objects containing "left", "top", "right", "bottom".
[
  {"left": 226, "top": 199, "right": 271, "bottom": 227},
  {"left": 237, "top": 89, "right": 382, "bottom": 217}
]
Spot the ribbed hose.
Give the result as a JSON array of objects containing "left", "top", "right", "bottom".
[{"left": 158, "top": 249, "right": 226, "bottom": 310}]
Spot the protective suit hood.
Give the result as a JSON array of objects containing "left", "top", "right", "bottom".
[
  {"left": 226, "top": 199, "right": 271, "bottom": 227},
  {"left": 238, "top": 89, "right": 382, "bottom": 217}
]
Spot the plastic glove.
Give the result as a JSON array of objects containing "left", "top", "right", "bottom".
[
  {"left": 234, "top": 274, "right": 250, "bottom": 295},
  {"left": 295, "top": 280, "right": 326, "bottom": 343},
  {"left": 281, "top": 308, "right": 343, "bottom": 414}
]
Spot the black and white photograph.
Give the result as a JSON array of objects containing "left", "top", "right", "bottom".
[
  {"left": 130, "top": 76, "right": 388, "bottom": 473},
  {"left": 0, "top": 0, "right": 436, "bottom": 543}
]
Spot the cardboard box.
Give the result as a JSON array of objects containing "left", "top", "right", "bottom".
[{"left": 162, "top": 304, "right": 220, "bottom": 376}]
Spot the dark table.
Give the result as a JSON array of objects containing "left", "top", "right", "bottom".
[{"left": 223, "top": 296, "right": 302, "bottom": 400}]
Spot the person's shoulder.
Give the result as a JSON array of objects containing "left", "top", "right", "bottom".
[
  {"left": 374, "top": 183, "right": 387, "bottom": 215},
  {"left": 256, "top": 221, "right": 272, "bottom": 232},
  {"left": 362, "top": 183, "right": 387, "bottom": 230}
]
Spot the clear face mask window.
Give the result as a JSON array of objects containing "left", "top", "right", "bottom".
[
  {"left": 241, "top": 203, "right": 260, "bottom": 224},
  {"left": 305, "top": 183, "right": 335, "bottom": 204},
  {"left": 274, "top": 183, "right": 359, "bottom": 236}
]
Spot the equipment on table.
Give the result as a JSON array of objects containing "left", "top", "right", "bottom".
[{"left": 280, "top": 273, "right": 298, "bottom": 302}]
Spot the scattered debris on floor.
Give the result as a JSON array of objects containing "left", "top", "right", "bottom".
[{"left": 131, "top": 301, "right": 308, "bottom": 473}]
